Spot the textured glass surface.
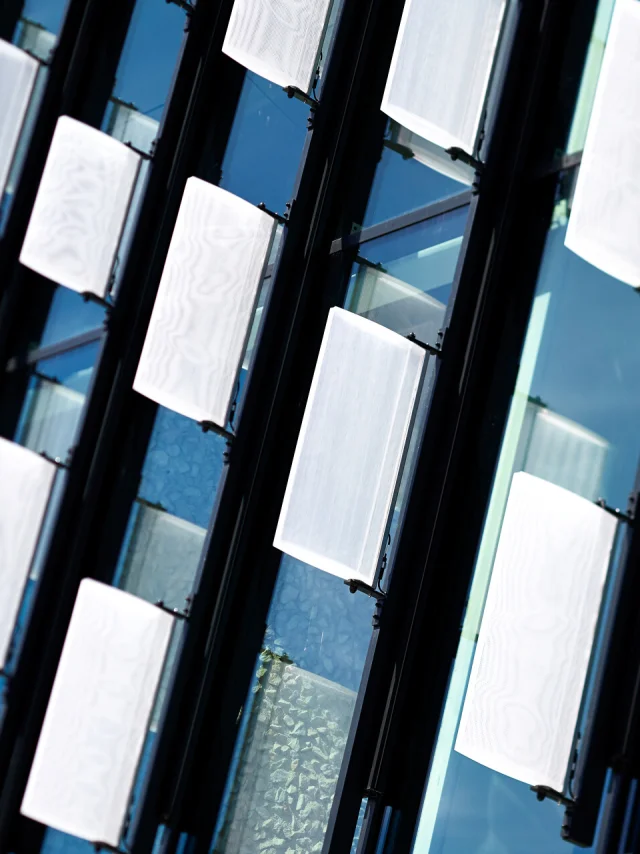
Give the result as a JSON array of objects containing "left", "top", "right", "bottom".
[
  {"left": 22, "top": 580, "right": 174, "bottom": 847},
  {"left": 134, "top": 179, "right": 275, "bottom": 427},
  {"left": 382, "top": 0, "right": 507, "bottom": 154},
  {"left": 0, "top": 438, "right": 55, "bottom": 668},
  {"left": 20, "top": 117, "right": 140, "bottom": 297},
  {"left": 456, "top": 472, "right": 616, "bottom": 791},
  {"left": 214, "top": 659, "right": 356, "bottom": 854},
  {"left": 565, "top": 0, "right": 640, "bottom": 286},
  {"left": 220, "top": 73, "right": 309, "bottom": 214},
  {"left": 16, "top": 342, "right": 100, "bottom": 463},
  {"left": 223, "top": 0, "right": 332, "bottom": 91},
  {"left": 412, "top": 184, "right": 640, "bottom": 854},
  {"left": 0, "top": 40, "right": 38, "bottom": 198},
  {"left": 275, "top": 308, "right": 424, "bottom": 584}
]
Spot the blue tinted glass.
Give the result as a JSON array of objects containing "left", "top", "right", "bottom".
[
  {"left": 19, "top": 0, "right": 68, "bottom": 36},
  {"left": 38, "top": 288, "right": 105, "bottom": 349},
  {"left": 220, "top": 73, "right": 309, "bottom": 214},
  {"left": 109, "top": 0, "right": 186, "bottom": 119},
  {"left": 412, "top": 184, "right": 640, "bottom": 854},
  {"left": 363, "top": 122, "right": 469, "bottom": 229}
]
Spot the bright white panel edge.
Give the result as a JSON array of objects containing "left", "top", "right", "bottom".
[
  {"left": 222, "top": 0, "right": 332, "bottom": 93},
  {"left": 133, "top": 177, "right": 276, "bottom": 427},
  {"left": 381, "top": 0, "right": 507, "bottom": 156},
  {"left": 21, "top": 580, "right": 174, "bottom": 846},
  {"left": 0, "top": 39, "right": 39, "bottom": 197},
  {"left": 565, "top": 0, "right": 640, "bottom": 286},
  {"left": 274, "top": 307, "right": 425, "bottom": 585},
  {"left": 454, "top": 472, "right": 617, "bottom": 791},
  {"left": 0, "top": 437, "right": 56, "bottom": 668},
  {"left": 19, "top": 116, "right": 141, "bottom": 297}
]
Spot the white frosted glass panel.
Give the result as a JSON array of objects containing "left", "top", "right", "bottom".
[
  {"left": 21, "top": 579, "right": 174, "bottom": 846},
  {"left": 565, "top": 0, "right": 640, "bottom": 286},
  {"left": 222, "top": 0, "right": 332, "bottom": 91},
  {"left": 0, "top": 39, "right": 38, "bottom": 198},
  {"left": 274, "top": 307, "right": 425, "bottom": 584},
  {"left": 134, "top": 178, "right": 275, "bottom": 427},
  {"left": 382, "top": 0, "right": 507, "bottom": 154},
  {"left": 455, "top": 472, "right": 617, "bottom": 791},
  {"left": 20, "top": 116, "right": 140, "bottom": 297},
  {"left": 0, "top": 438, "right": 56, "bottom": 668}
]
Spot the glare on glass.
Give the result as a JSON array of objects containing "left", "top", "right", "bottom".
[
  {"left": 222, "top": 0, "right": 332, "bottom": 92},
  {"left": 0, "top": 437, "right": 56, "bottom": 668},
  {"left": 20, "top": 116, "right": 140, "bottom": 297},
  {"left": 134, "top": 178, "right": 275, "bottom": 427},
  {"left": 382, "top": 0, "right": 507, "bottom": 156},
  {"left": 21, "top": 579, "right": 174, "bottom": 847},
  {"left": 455, "top": 472, "right": 617, "bottom": 792},
  {"left": 274, "top": 307, "right": 425, "bottom": 585},
  {"left": 0, "top": 39, "right": 39, "bottom": 198},
  {"left": 565, "top": 0, "right": 640, "bottom": 286}
]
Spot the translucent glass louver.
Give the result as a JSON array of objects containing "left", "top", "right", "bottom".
[
  {"left": 0, "top": 437, "right": 56, "bottom": 668},
  {"left": 20, "top": 116, "right": 140, "bottom": 297},
  {"left": 0, "top": 39, "right": 38, "bottom": 198},
  {"left": 21, "top": 579, "right": 174, "bottom": 846},
  {"left": 222, "top": 0, "right": 332, "bottom": 91},
  {"left": 455, "top": 472, "right": 617, "bottom": 792},
  {"left": 274, "top": 307, "right": 425, "bottom": 585},
  {"left": 134, "top": 178, "right": 275, "bottom": 427},
  {"left": 565, "top": 0, "right": 640, "bottom": 286},
  {"left": 382, "top": 0, "right": 507, "bottom": 156}
]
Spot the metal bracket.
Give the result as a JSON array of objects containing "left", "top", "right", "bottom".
[
  {"left": 40, "top": 450, "right": 70, "bottom": 469},
  {"left": 92, "top": 842, "right": 128, "bottom": 853},
  {"left": 446, "top": 147, "right": 485, "bottom": 174},
  {"left": 406, "top": 332, "right": 442, "bottom": 357},
  {"left": 284, "top": 86, "right": 319, "bottom": 109},
  {"left": 596, "top": 499, "right": 634, "bottom": 525},
  {"left": 154, "top": 600, "right": 189, "bottom": 621},
  {"left": 82, "top": 292, "right": 113, "bottom": 310},
  {"left": 199, "top": 421, "right": 236, "bottom": 442},
  {"left": 344, "top": 579, "right": 386, "bottom": 601},
  {"left": 165, "top": 0, "right": 195, "bottom": 12},
  {"left": 124, "top": 140, "right": 154, "bottom": 161},
  {"left": 531, "top": 785, "right": 574, "bottom": 808},
  {"left": 257, "top": 202, "right": 289, "bottom": 225}
]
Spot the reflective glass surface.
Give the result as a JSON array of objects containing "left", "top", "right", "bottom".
[
  {"left": 362, "top": 120, "right": 471, "bottom": 229},
  {"left": 347, "top": 205, "right": 469, "bottom": 347},
  {"left": 16, "top": 0, "right": 68, "bottom": 39},
  {"left": 220, "top": 73, "right": 309, "bottom": 215},
  {"left": 37, "top": 288, "right": 105, "bottom": 349},
  {"left": 14, "top": 341, "right": 100, "bottom": 463},
  {"left": 411, "top": 176, "right": 640, "bottom": 853}
]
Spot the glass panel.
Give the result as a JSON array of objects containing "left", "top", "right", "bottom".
[
  {"left": 14, "top": 341, "right": 100, "bottom": 462},
  {"left": 362, "top": 120, "right": 470, "bottom": 230},
  {"left": 101, "top": 0, "right": 187, "bottom": 152},
  {"left": 566, "top": 0, "right": 616, "bottom": 154},
  {"left": 15, "top": 0, "right": 69, "bottom": 41},
  {"left": 38, "top": 288, "right": 105, "bottom": 349},
  {"left": 210, "top": 557, "right": 375, "bottom": 854},
  {"left": 220, "top": 72, "right": 309, "bottom": 215},
  {"left": 347, "top": 205, "right": 469, "bottom": 347},
  {"left": 411, "top": 173, "right": 640, "bottom": 853}
]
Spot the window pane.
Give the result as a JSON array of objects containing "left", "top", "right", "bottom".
[
  {"left": 362, "top": 120, "right": 469, "bottom": 229},
  {"left": 38, "top": 288, "right": 105, "bottom": 349},
  {"left": 411, "top": 174, "right": 640, "bottom": 853},
  {"left": 347, "top": 205, "right": 468, "bottom": 346},
  {"left": 14, "top": 341, "right": 100, "bottom": 462},
  {"left": 16, "top": 0, "right": 69, "bottom": 40},
  {"left": 220, "top": 73, "right": 309, "bottom": 214}
]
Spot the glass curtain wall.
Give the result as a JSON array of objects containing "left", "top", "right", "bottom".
[{"left": 409, "top": 156, "right": 640, "bottom": 852}]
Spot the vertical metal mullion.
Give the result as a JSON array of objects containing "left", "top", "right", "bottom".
[
  {"left": 0, "top": 3, "right": 247, "bottom": 852},
  {"left": 318, "top": 0, "right": 605, "bottom": 852}
]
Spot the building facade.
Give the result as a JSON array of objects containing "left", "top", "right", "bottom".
[{"left": 0, "top": 0, "right": 639, "bottom": 853}]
